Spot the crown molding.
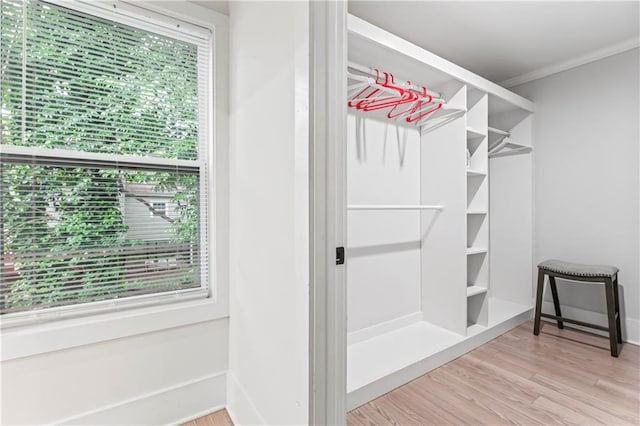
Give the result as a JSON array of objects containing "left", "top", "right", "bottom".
[{"left": 499, "top": 37, "right": 640, "bottom": 88}]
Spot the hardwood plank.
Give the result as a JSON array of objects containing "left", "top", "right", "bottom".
[
  {"left": 432, "top": 366, "right": 563, "bottom": 425},
  {"left": 463, "top": 347, "right": 637, "bottom": 421},
  {"left": 531, "top": 373, "right": 640, "bottom": 424},
  {"left": 489, "top": 334, "right": 640, "bottom": 388},
  {"left": 513, "top": 323, "right": 640, "bottom": 372},
  {"left": 348, "top": 320, "right": 640, "bottom": 425},
  {"left": 409, "top": 373, "right": 511, "bottom": 425},
  {"left": 531, "top": 396, "right": 598, "bottom": 425},
  {"left": 182, "top": 409, "right": 233, "bottom": 426}
]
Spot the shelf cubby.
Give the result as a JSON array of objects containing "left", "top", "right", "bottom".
[
  {"left": 466, "top": 285, "right": 488, "bottom": 297},
  {"left": 466, "top": 247, "right": 487, "bottom": 255},
  {"left": 466, "top": 169, "right": 486, "bottom": 177}
]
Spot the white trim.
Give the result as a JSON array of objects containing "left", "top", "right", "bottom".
[
  {"left": 1, "top": 298, "right": 228, "bottom": 361},
  {"left": 0, "top": 144, "right": 203, "bottom": 170},
  {"left": 0, "top": 288, "right": 209, "bottom": 329},
  {"left": 126, "top": 0, "right": 229, "bottom": 31},
  {"left": 226, "top": 370, "right": 266, "bottom": 426},
  {"left": 348, "top": 312, "right": 422, "bottom": 345},
  {"left": 46, "top": 0, "right": 211, "bottom": 42},
  {"left": 309, "top": 2, "right": 348, "bottom": 425},
  {"left": 500, "top": 38, "right": 640, "bottom": 88},
  {"left": 541, "top": 301, "right": 640, "bottom": 346},
  {"left": 53, "top": 372, "right": 226, "bottom": 425}
]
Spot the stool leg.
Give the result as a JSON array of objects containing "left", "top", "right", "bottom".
[
  {"left": 604, "top": 277, "right": 619, "bottom": 357},
  {"left": 533, "top": 269, "right": 545, "bottom": 336},
  {"left": 614, "top": 275, "right": 622, "bottom": 344},
  {"left": 549, "top": 276, "right": 564, "bottom": 329}
]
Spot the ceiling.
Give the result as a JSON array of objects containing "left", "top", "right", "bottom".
[
  {"left": 191, "top": 1, "right": 639, "bottom": 86},
  {"left": 349, "top": 1, "right": 640, "bottom": 86}
]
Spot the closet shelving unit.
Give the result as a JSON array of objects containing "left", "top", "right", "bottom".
[
  {"left": 346, "top": 14, "right": 535, "bottom": 410},
  {"left": 466, "top": 89, "right": 489, "bottom": 332}
]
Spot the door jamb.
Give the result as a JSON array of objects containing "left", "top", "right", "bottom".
[{"left": 309, "top": 1, "right": 348, "bottom": 424}]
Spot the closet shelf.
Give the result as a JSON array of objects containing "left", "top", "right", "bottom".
[
  {"left": 466, "top": 247, "right": 487, "bottom": 255},
  {"left": 467, "top": 210, "right": 487, "bottom": 215},
  {"left": 348, "top": 204, "right": 444, "bottom": 211},
  {"left": 466, "top": 127, "right": 486, "bottom": 139},
  {"left": 489, "top": 144, "right": 532, "bottom": 158},
  {"left": 467, "top": 286, "right": 488, "bottom": 297},
  {"left": 487, "top": 126, "right": 509, "bottom": 136},
  {"left": 466, "top": 169, "right": 486, "bottom": 177}
]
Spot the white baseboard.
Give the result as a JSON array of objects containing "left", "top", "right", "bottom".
[
  {"left": 226, "top": 370, "right": 266, "bottom": 426},
  {"left": 348, "top": 312, "right": 423, "bottom": 345},
  {"left": 541, "top": 301, "right": 640, "bottom": 345},
  {"left": 54, "top": 372, "right": 226, "bottom": 425},
  {"left": 172, "top": 404, "right": 227, "bottom": 426}
]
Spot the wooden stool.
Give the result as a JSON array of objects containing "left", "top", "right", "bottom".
[{"left": 533, "top": 259, "right": 622, "bottom": 357}]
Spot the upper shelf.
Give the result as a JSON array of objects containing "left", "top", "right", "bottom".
[
  {"left": 348, "top": 14, "right": 535, "bottom": 115},
  {"left": 466, "top": 127, "right": 486, "bottom": 139},
  {"left": 488, "top": 126, "right": 509, "bottom": 137}
]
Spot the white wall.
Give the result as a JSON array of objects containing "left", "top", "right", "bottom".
[
  {"left": 1, "top": 319, "right": 229, "bottom": 425},
  {"left": 347, "top": 114, "right": 422, "bottom": 333},
  {"left": 512, "top": 48, "right": 640, "bottom": 343},
  {"left": 227, "top": 2, "right": 309, "bottom": 424}
]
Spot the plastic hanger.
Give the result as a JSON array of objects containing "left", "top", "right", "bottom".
[
  {"left": 347, "top": 69, "right": 382, "bottom": 108},
  {"left": 387, "top": 86, "right": 432, "bottom": 119},
  {"left": 406, "top": 101, "right": 443, "bottom": 123},
  {"left": 348, "top": 69, "right": 400, "bottom": 109},
  {"left": 359, "top": 74, "right": 418, "bottom": 111}
]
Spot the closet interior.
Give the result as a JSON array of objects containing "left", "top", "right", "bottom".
[{"left": 345, "top": 15, "right": 535, "bottom": 409}]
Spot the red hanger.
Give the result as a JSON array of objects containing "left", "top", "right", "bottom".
[
  {"left": 406, "top": 101, "right": 443, "bottom": 123},
  {"left": 387, "top": 86, "right": 431, "bottom": 119},
  {"left": 358, "top": 73, "right": 417, "bottom": 111},
  {"left": 348, "top": 69, "right": 384, "bottom": 108}
]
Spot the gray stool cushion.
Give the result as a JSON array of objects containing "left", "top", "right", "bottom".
[{"left": 538, "top": 259, "right": 618, "bottom": 278}]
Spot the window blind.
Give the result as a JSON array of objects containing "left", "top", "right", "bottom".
[{"left": 0, "top": 0, "right": 211, "bottom": 318}]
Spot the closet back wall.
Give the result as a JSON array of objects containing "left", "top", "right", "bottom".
[
  {"left": 512, "top": 48, "right": 640, "bottom": 343},
  {"left": 347, "top": 115, "right": 422, "bottom": 334}
]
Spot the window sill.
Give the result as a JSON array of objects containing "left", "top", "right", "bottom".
[{"left": 1, "top": 297, "right": 228, "bottom": 361}]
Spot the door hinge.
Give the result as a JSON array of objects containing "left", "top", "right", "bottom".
[{"left": 336, "top": 247, "right": 345, "bottom": 265}]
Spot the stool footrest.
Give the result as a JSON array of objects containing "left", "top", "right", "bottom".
[{"left": 540, "top": 313, "right": 609, "bottom": 332}]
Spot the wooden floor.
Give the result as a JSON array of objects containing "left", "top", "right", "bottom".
[
  {"left": 182, "top": 408, "right": 233, "bottom": 426},
  {"left": 187, "top": 320, "right": 640, "bottom": 425},
  {"left": 350, "top": 320, "right": 640, "bottom": 425}
]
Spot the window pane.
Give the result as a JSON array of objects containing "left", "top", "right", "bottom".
[
  {"left": 1, "top": 0, "right": 199, "bottom": 160},
  {"left": 1, "top": 0, "right": 209, "bottom": 318},
  {"left": 1, "top": 163, "right": 201, "bottom": 314}
]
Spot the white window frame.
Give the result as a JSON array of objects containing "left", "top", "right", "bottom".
[{"left": 0, "top": 1, "right": 229, "bottom": 361}]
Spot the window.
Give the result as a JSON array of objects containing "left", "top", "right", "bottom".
[
  {"left": 151, "top": 202, "right": 168, "bottom": 217},
  {"left": 0, "top": 0, "right": 212, "bottom": 322}
]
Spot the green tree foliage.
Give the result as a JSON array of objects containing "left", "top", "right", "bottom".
[{"left": 1, "top": 0, "right": 202, "bottom": 312}]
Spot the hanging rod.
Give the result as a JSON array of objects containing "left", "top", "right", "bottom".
[
  {"left": 348, "top": 204, "right": 444, "bottom": 211},
  {"left": 347, "top": 61, "right": 442, "bottom": 99}
]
